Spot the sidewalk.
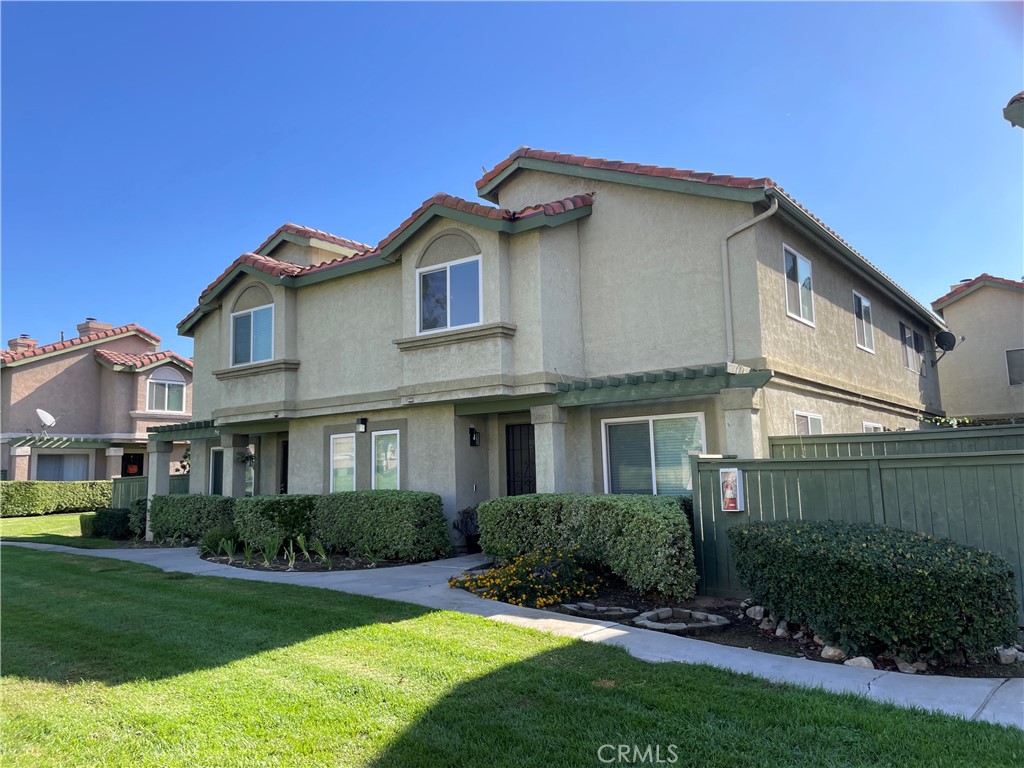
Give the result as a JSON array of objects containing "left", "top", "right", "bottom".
[{"left": 4, "top": 541, "right": 1022, "bottom": 730}]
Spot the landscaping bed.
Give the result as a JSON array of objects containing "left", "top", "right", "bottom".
[{"left": 198, "top": 551, "right": 403, "bottom": 572}]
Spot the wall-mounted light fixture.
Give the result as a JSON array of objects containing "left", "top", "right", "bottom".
[
  {"left": 356, "top": 418, "right": 368, "bottom": 433},
  {"left": 469, "top": 427, "right": 481, "bottom": 447}
]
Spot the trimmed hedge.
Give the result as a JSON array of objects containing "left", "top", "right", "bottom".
[
  {"left": 477, "top": 493, "right": 698, "bottom": 600},
  {"left": 93, "top": 508, "right": 131, "bottom": 539},
  {"left": 310, "top": 490, "right": 452, "bottom": 563},
  {"left": 728, "top": 520, "right": 1019, "bottom": 661},
  {"left": 233, "top": 495, "right": 318, "bottom": 544},
  {"left": 127, "top": 498, "right": 148, "bottom": 538},
  {"left": 150, "top": 495, "right": 234, "bottom": 541},
  {"left": 0, "top": 481, "right": 113, "bottom": 517}
]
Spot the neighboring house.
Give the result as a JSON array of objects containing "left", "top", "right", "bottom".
[
  {"left": 1004, "top": 91, "right": 1024, "bottom": 129},
  {"left": 1, "top": 319, "right": 193, "bottom": 481},
  {"left": 155, "top": 147, "right": 944, "bottom": 529},
  {"left": 931, "top": 274, "right": 1024, "bottom": 421}
]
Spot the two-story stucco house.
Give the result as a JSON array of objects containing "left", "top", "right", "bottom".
[
  {"left": 931, "top": 274, "right": 1024, "bottom": 421},
  {"left": 1, "top": 319, "right": 193, "bottom": 481},
  {"left": 155, "top": 148, "right": 943, "bottom": 531}
]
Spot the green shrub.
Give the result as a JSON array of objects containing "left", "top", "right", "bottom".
[
  {"left": 477, "top": 493, "right": 697, "bottom": 599},
  {"left": 0, "top": 481, "right": 113, "bottom": 517},
  {"left": 127, "top": 498, "right": 148, "bottom": 538},
  {"left": 728, "top": 520, "right": 1019, "bottom": 661},
  {"left": 450, "top": 548, "right": 600, "bottom": 608},
  {"left": 310, "top": 490, "right": 452, "bottom": 563},
  {"left": 200, "top": 523, "right": 239, "bottom": 556},
  {"left": 92, "top": 508, "right": 131, "bottom": 539},
  {"left": 232, "top": 495, "right": 318, "bottom": 545},
  {"left": 150, "top": 495, "right": 234, "bottom": 541},
  {"left": 79, "top": 513, "right": 95, "bottom": 538}
]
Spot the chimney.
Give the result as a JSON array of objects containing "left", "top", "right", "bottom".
[
  {"left": 76, "top": 317, "right": 113, "bottom": 337},
  {"left": 7, "top": 334, "right": 38, "bottom": 352}
]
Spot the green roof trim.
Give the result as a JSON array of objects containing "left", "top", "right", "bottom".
[
  {"left": 147, "top": 419, "right": 219, "bottom": 442},
  {"left": 554, "top": 366, "right": 773, "bottom": 407},
  {"left": 477, "top": 156, "right": 766, "bottom": 205},
  {"left": 8, "top": 436, "right": 111, "bottom": 449}
]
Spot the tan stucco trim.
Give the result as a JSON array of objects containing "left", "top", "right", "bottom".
[
  {"left": 393, "top": 322, "right": 517, "bottom": 351},
  {"left": 766, "top": 372, "right": 940, "bottom": 418},
  {"left": 212, "top": 359, "right": 301, "bottom": 381}
]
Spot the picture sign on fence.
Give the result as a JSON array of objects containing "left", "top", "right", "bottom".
[{"left": 720, "top": 468, "right": 744, "bottom": 512}]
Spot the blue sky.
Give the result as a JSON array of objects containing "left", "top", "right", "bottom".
[{"left": 2, "top": 2, "right": 1021, "bottom": 359}]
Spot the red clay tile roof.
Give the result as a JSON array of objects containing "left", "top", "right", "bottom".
[
  {"left": 932, "top": 273, "right": 1024, "bottom": 309},
  {"left": 94, "top": 349, "right": 193, "bottom": 371},
  {"left": 1008, "top": 92, "right": 1024, "bottom": 106},
  {"left": 1, "top": 324, "right": 161, "bottom": 365},
  {"left": 477, "top": 147, "right": 774, "bottom": 193},
  {"left": 255, "top": 223, "right": 372, "bottom": 255}
]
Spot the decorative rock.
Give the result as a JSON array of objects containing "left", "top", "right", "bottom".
[
  {"left": 775, "top": 619, "right": 790, "bottom": 638},
  {"left": 820, "top": 645, "right": 847, "bottom": 662},
  {"left": 634, "top": 607, "right": 730, "bottom": 636},
  {"left": 767, "top": 613, "right": 780, "bottom": 625},
  {"left": 813, "top": 635, "right": 826, "bottom": 647},
  {"left": 996, "top": 647, "right": 1019, "bottom": 665},
  {"left": 912, "top": 661, "right": 929, "bottom": 672},
  {"left": 577, "top": 602, "right": 596, "bottom": 612},
  {"left": 740, "top": 599, "right": 752, "bottom": 610},
  {"left": 745, "top": 606, "right": 765, "bottom": 621},
  {"left": 793, "top": 631, "right": 805, "bottom": 641},
  {"left": 844, "top": 656, "right": 875, "bottom": 669},
  {"left": 759, "top": 618, "right": 775, "bottom": 631},
  {"left": 561, "top": 604, "right": 639, "bottom": 621},
  {"left": 894, "top": 656, "right": 917, "bottom": 674}
]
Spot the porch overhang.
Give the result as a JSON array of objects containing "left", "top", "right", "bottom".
[
  {"left": 554, "top": 364, "right": 774, "bottom": 407},
  {"left": 7, "top": 436, "right": 111, "bottom": 449},
  {"left": 146, "top": 419, "right": 220, "bottom": 443}
]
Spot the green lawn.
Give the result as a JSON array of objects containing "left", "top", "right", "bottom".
[
  {"left": 1, "top": 548, "right": 1020, "bottom": 768},
  {"left": 0, "top": 511, "right": 119, "bottom": 548}
]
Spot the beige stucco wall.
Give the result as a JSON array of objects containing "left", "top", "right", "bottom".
[
  {"left": 760, "top": 381, "right": 923, "bottom": 438},
  {"left": 937, "top": 285, "right": 1024, "bottom": 418},
  {"left": 754, "top": 217, "right": 942, "bottom": 415}
]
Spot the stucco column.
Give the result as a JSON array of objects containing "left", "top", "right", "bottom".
[
  {"left": 719, "top": 387, "right": 765, "bottom": 459},
  {"left": 531, "top": 405, "right": 568, "bottom": 493},
  {"left": 221, "top": 434, "right": 250, "bottom": 498},
  {"left": 188, "top": 439, "right": 209, "bottom": 495},
  {"left": 146, "top": 440, "right": 173, "bottom": 542},
  {"left": 10, "top": 446, "right": 31, "bottom": 481},
  {"left": 105, "top": 447, "right": 124, "bottom": 480},
  {"left": 257, "top": 435, "right": 280, "bottom": 495}
]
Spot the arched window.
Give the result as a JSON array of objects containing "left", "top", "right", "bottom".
[
  {"left": 148, "top": 366, "right": 186, "bottom": 413},
  {"left": 415, "top": 232, "right": 481, "bottom": 335},
  {"left": 231, "top": 284, "right": 274, "bottom": 366}
]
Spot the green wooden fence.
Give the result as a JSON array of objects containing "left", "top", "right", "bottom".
[
  {"left": 112, "top": 475, "right": 190, "bottom": 508},
  {"left": 690, "top": 450, "right": 1024, "bottom": 623},
  {"left": 769, "top": 424, "right": 1024, "bottom": 459}
]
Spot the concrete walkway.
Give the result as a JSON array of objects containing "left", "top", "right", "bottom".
[{"left": 4, "top": 541, "right": 1022, "bottom": 730}]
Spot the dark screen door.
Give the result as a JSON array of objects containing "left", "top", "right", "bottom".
[
  {"left": 505, "top": 424, "right": 536, "bottom": 496},
  {"left": 210, "top": 449, "right": 224, "bottom": 495}
]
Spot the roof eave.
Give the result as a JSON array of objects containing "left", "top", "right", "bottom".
[
  {"left": 177, "top": 263, "right": 292, "bottom": 337},
  {"left": 932, "top": 279, "right": 1024, "bottom": 312},
  {"left": 476, "top": 156, "right": 766, "bottom": 205}
]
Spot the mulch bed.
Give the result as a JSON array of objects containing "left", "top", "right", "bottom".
[
  {"left": 560, "top": 573, "right": 1024, "bottom": 680},
  {"left": 199, "top": 552, "right": 404, "bottom": 572}
]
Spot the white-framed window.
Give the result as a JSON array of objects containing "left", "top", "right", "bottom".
[
  {"left": 416, "top": 255, "right": 481, "bottom": 334},
  {"left": 372, "top": 430, "right": 400, "bottom": 490},
  {"left": 794, "top": 411, "right": 824, "bottom": 435},
  {"left": 853, "top": 291, "right": 875, "bottom": 353},
  {"left": 231, "top": 303, "right": 273, "bottom": 366},
  {"left": 147, "top": 367, "right": 186, "bottom": 412},
  {"left": 330, "top": 433, "right": 356, "bottom": 492},
  {"left": 209, "top": 448, "right": 224, "bottom": 495},
  {"left": 784, "top": 246, "right": 814, "bottom": 326},
  {"left": 34, "top": 451, "right": 91, "bottom": 481},
  {"left": 601, "top": 413, "right": 706, "bottom": 495},
  {"left": 863, "top": 422, "right": 884, "bottom": 433},
  {"left": 900, "top": 322, "right": 927, "bottom": 375},
  {"left": 1006, "top": 349, "right": 1024, "bottom": 386}
]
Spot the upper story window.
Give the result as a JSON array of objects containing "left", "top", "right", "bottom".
[
  {"left": 1007, "top": 349, "right": 1024, "bottom": 386},
  {"left": 794, "top": 411, "right": 823, "bottom": 435},
  {"left": 147, "top": 367, "right": 186, "bottom": 412},
  {"left": 900, "top": 322, "right": 927, "bottom": 376},
  {"left": 853, "top": 291, "right": 875, "bottom": 353},
  {"left": 417, "top": 255, "right": 481, "bottom": 334},
  {"left": 232, "top": 304, "right": 274, "bottom": 366},
  {"left": 784, "top": 246, "right": 814, "bottom": 326}
]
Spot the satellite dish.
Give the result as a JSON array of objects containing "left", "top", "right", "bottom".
[
  {"left": 935, "top": 332, "right": 957, "bottom": 352},
  {"left": 36, "top": 408, "right": 57, "bottom": 436}
]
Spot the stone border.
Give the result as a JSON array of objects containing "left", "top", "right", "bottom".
[{"left": 634, "top": 607, "right": 730, "bottom": 635}]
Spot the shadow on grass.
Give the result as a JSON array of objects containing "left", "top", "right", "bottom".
[
  {"left": 0, "top": 547, "right": 431, "bottom": 685},
  {"left": 0, "top": 533, "right": 123, "bottom": 549}
]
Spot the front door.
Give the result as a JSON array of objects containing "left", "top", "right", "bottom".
[{"left": 505, "top": 424, "right": 536, "bottom": 496}]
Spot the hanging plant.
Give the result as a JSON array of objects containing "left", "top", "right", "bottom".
[{"left": 236, "top": 450, "right": 257, "bottom": 467}]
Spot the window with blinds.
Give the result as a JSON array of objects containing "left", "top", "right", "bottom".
[
  {"left": 603, "top": 414, "right": 705, "bottom": 495},
  {"left": 231, "top": 304, "right": 273, "bottom": 366}
]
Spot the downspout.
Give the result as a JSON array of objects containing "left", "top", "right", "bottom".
[{"left": 721, "top": 195, "right": 779, "bottom": 363}]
